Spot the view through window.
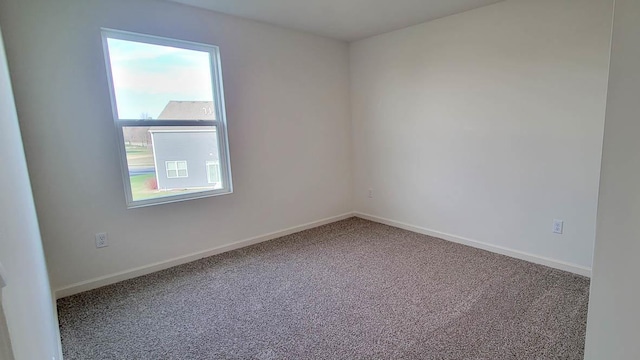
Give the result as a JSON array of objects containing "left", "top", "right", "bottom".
[{"left": 102, "top": 30, "right": 231, "bottom": 207}]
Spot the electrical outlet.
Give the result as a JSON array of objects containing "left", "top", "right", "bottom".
[
  {"left": 552, "top": 220, "right": 564, "bottom": 234},
  {"left": 95, "top": 232, "right": 108, "bottom": 248},
  {"left": 368, "top": 188, "right": 373, "bottom": 198}
]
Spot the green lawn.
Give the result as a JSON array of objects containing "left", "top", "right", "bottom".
[
  {"left": 126, "top": 145, "right": 165, "bottom": 200},
  {"left": 129, "top": 173, "right": 206, "bottom": 201},
  {"left": 129, "top": 173, "right": 161, "bottom": 201}
]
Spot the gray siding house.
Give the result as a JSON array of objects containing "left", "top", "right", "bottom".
[{"left": 150, "top": 101, "right": 221, "bottom": 191}]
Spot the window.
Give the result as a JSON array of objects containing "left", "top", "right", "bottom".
[
  {"left": 166, "top": 161, "right": 188, "bottom": 178},
  {"left": 206, "top": 161, "right": 221, "bottom": 184},
  {"left": 102, "top": 29, "right": 232, "bottom": 208}
]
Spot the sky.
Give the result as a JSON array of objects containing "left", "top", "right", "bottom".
[{"left": 107, "top": 38, "right": 215, "bottom": 119}]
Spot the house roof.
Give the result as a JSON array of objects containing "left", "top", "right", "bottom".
[
  {"left": 148, "top": 101, "right": 217, "bottom": 133},
  {"left": 157, "top": 101, "right": 216, "bottom": 120}
]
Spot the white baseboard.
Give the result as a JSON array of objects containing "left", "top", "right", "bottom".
[
  {"left": 354, "top": 212, "right": 592, "bottom": 278},
  {"left": 55, "top": 212, "right": 355, "bottom": 299},
  {"left": 56, "top": 210, "right": 591, "bottom": 299}
]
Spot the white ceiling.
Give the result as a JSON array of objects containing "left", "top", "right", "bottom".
[{"left": 168, "top": 0, "right": 504, "bottom": 41}]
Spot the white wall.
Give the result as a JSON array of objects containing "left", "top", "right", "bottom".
[
  {"left": 585, "top": 0, "right": 640, "bottom": 357},
  {"left": 0, "top": 0, "right": 615, "bottom": 301},
  {"left": 350, "top": 0, "right": 613, "bottom": 272},
  {"left": 0, "top": 0, "right": 352, "bottom": 292},
  {"left": 0, "top": 28, "right": 61, "bottom": 360}
]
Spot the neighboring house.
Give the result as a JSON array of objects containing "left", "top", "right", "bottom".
[{"left": 150, "top": 101, "right": 221, "bottom": 191}]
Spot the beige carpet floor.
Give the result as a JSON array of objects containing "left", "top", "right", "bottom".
[{"left": 57, "top": 217, "right": 590, "bottom": 359}]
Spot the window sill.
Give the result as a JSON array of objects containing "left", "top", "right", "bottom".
[{"left": 126, "top": 188, "right": 233, "bottom": 209}]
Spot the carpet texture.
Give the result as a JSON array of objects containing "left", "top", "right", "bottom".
[{"left": 58, "top": 218, "right": 590, "bottom": 359}]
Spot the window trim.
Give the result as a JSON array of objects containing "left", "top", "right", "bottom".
[{"left": 101, "top": 28, "right": 233, "bottom": 209}]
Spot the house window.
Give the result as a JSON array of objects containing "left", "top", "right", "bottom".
[
  {"left": 166, "top": 161, "right": 188, "bottom": 178},
  {"left": 206, "top": 161, "right": 221, "bottom": 184},
  {"left": 102, "top": 29, "right": 232, "bottom": 208}
]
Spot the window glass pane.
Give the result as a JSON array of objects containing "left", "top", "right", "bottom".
[
  {"left": 106, "top": 38, "right": 216, "bottom": 121},
  {"left": 123, "top": 126, "right": 222, "bottom": 201}
]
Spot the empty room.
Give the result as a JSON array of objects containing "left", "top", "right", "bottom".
[{"left": 0, "top": 0, "right": 638, "bottom": 359}]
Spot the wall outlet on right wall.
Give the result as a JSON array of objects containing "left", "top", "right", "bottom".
[{"left": 552, "top": 219, "right": 564, "bottom": 234}]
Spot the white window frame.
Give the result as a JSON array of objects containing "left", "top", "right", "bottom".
[
  {"left": 101, "top": 29, "right": 233, "bottom": 208},
  {"left": 206, "top": 161, "right": 221, "bottom": 184},
  {"left": 166, "top": 161, "right": 189, "bottom": 179}
]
